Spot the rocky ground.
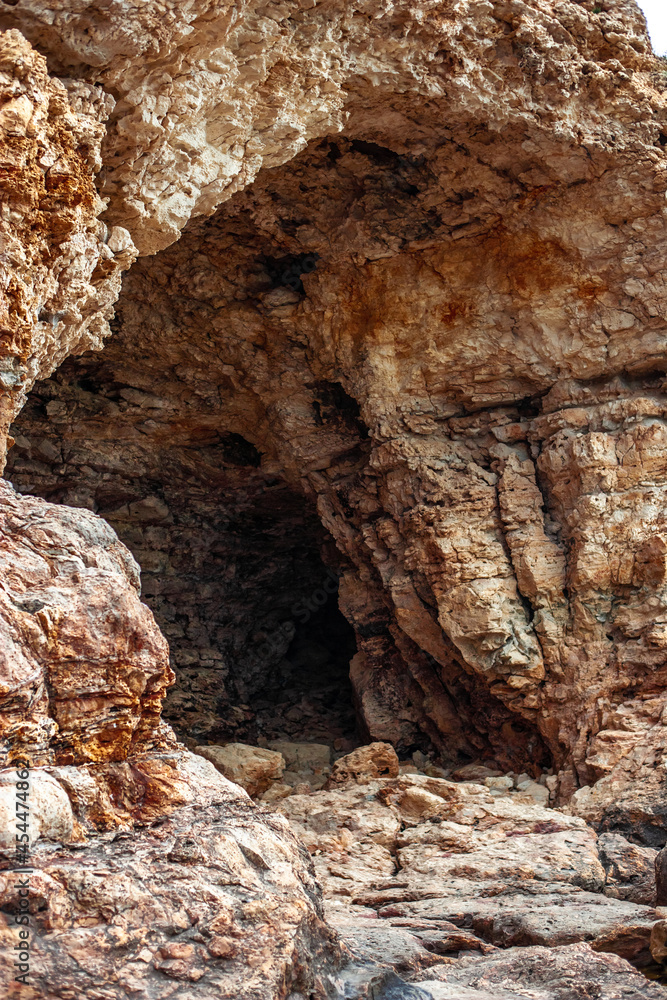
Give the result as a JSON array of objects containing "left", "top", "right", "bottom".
[
  {"left": 4, "top": 732, "right": 667, "bottom": 999},
  {"left": 185, "top": 737, "right": 667, "bottom": 998}
]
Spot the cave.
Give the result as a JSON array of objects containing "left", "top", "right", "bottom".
[
  {"left": 6, "top": 127, "right": 560, "bottom": 774},
  {"left": 7, "top": 355, "right": 361, "bottom": 752},
  {"left": 3, "top": 3, "right": 667, "bottom": 995},
  {"left": 9, "top": 96, "right": 667, "bottom": 790}
]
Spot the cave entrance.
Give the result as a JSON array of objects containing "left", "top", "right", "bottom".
[
  {"left": 164, "top": 569, "right": 360, "bottom": 753},
  {"left": 159, "top": 541, "right": 360, "bottom": 752},
  {"left": 236, "top": 588, "right": 359, "bottom": 751},
  {"left": 6, "top": 368, "right": 360, "bottom": 755}
]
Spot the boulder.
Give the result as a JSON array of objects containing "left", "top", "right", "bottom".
[
  {"left": 0, "top": 482, "right": 172, "bottom": 767},
  {"left": 0, "top": 769, "right": 74, "bottom": 850},
  {"left": 416, "top": 942, "right": 667, "bottom": 999},
  {"left": 195, "top": 743, "right": 285, "bottom": 797},
  {"left": 327, "top": 743, "right": 400, "bottom": 786},
  {"left": 0, "top": 751, "right": 344, "bottom": 999},
  {"left": 598, "top": 833, "right": 657, "bottom": 906},
  {"left": 515, "top": 778, "right": 550, "bottom": 806},
  {"left": 484, "top": 775, "right": 514, "bottom": 792}
]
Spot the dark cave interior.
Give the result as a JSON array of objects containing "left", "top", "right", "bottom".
[
  {"left": 6, "top": 360, "right": 360, "bottom": 752},
  {"left": 1, "top": 126, "right": 565, "bottom": 775}
]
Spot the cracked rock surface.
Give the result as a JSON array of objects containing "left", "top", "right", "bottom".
[
  {"left": 271, "top": 759, "right": 667, "bottom": 995},
  {"left": 0, "top": 479, "right": 172, "bottom": 767},
  {"left": 11, "top": 10, "right": 667, "bottom": 829},
  {"left": 0, "top": 751, "right": 345, "bottom": 999},
  {"left": 0, "top": 29, "right": 135, "bottom": 468},
  {"left": 3, "top": 1, "right": 667, "bottom": 998}
]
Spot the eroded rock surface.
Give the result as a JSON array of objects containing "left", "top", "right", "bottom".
[
  {"left": 0, "top": 0, "right": 653, "bottom": 258},
  {"left": 418, "top": 943, "right": 667, "bottom": 1000},
  {"left": 3, "top": 1, "right": 667, "bottom": 998},
  {"left": 0, "top": 480, "right": 171, "bottom": 767},
  {"left": 0, "top": 751, "right": 344, "bottom": 999},
  {"left": 0, "top": 29, "right": 135, "bottom": 468},
  {"left": 278, "top": 770, "right": 660, "bottom": 963},
  {"left": 0, "top": 473, "right": 347, "bottom": 997},
  {"left": 10, "top": 2, "right": 667, "bottom": 830}
]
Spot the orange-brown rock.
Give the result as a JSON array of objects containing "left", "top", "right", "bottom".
[
  {"left": 11, "top": 7, "right": 667, "bottom": 831},
  {"left": 0, "top": 480, "right": 172, "bottom": 766},
  {"left": 0, "top": 29, "right": 135, "bottom": 469},
  {"left": 0, "top": 751, "right": 345, "bottom": 999},
  {"left": 327, "top": 742, "right": 399, "bottom": 786},
  {"left": 4, "top": 1, "right": 667, "bottom": 996}
]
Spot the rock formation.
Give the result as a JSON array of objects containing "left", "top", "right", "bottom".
[
  {"left": 3, "top": 0, "right": 667, "bottom": 996},
  {"left": 8, "top": 0, "right": 667, "bottom": 825},
  {"left": 0, "top": 480, "right": 171, "bottom": 767},
  {"left": 0, "top": 29, "right": 135, "bottom": 468},
  {"left": 0, "top": 748, "right": 345, "bottom": 999}
]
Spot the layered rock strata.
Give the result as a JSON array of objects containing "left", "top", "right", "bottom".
[
  {"left": 11, "top": 25, "right": 667, "bottom": 828},
  {"left": 2, "top": 2, "right": 667, "bottom": 999},
  {"left": 196, "top": 740, "right": 667, "bottom": 995}
]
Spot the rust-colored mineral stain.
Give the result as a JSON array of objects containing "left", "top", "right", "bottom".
[
  {"left": 577, "top": 279, "right": 607, "bottom": 301},
  {"left": 495, "top": 231, "right": 574, "bottom": 296},
  {"left": 440, "top": 298, "right": 471, "bottom": 326}
]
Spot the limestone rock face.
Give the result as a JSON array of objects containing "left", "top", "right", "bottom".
[
  {"left": 0, "top": 0, "right": 652, "bottom": 258},
  {"left": 9, "top": 0, "right": 667, "bottom": 832},
  {"left": 0, "top": 480, "right": 172, "bottom": 766},
  {"left": 0, "top": 29, "right": 135, "bottom": 468}
]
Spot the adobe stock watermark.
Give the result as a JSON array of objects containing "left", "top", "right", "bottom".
[
  {"left": 9, "top": 758, "right": 32, "bottom": 986},
  {"left": 244, "top": 568, "right": 341, "bottom": 671}
]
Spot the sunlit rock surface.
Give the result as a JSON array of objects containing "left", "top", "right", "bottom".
[
  {"left": 2, "top": 2, "right": 667, "bottom": 997},
  {"left": 0, "top": 29, "right": 135, "bottom": 467}
]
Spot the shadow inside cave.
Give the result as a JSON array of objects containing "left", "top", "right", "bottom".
[
  {"left": 224, "top": 594, "right": 359, "bottom": 751},
  {"left": 6, "top": 360, "right": 361, "bottom": 754}
]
